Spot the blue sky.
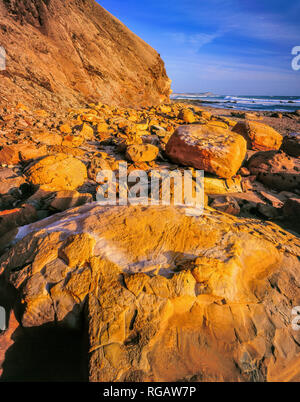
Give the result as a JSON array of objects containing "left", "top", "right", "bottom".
[{"left": 98, "top": 0, "right": 300, "bottom": 95}]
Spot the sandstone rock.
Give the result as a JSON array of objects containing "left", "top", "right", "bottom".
[
  {"left": 247, "top": 151, "right": 300, "bottom": 191},
  {"left": 206, "top": 120, "right": 229, "bottom": 130},
  {"left": 232, "top": 121, "right": 283, "bottom": 151},
  {"left": 165, "top": 125, "right": 247, "bottom": 179},
  {"left": 126, "top": 144, "right": 159, "bottom": 163},
  {"left": 0, "top": 146, "right": 20, "bottom": 165},
  {"left": 210, "top": 196, "right": 240, "bottom": 216},
  {"left": 0, "top": 0, "right": 170, "bottom": 110},
  {"left": 204, "top": 176, "right": 243, "bottom": 194},
  {"left": 231, "top": 111, "right": 262, "bottom": 120},
  {"left": 239, "top": 167, "right": 251, "bottom": 176},
  {"left": 88, "top": 157, "right": 112, "bottom": 182},
  {"left": 158, "top": 105, "right": 172, "bottom": 114},
  {"left": 0, "top": 144, "right": 48, "bottom": 165},
  {"left": 18, "top": 144, "right": 48, "bottom": 162},
  {"left": 196, "top": 110, "right": 212, "bottom": 120},
  {"left": 32, "top": 131, "right": 62, "bottom": 146},
  {"left": 0, "top": 204, "right": 299, "bottom": 381},
  {"left": 25, "top": 154, "right": 87, "bottom": 191},
  {"left": 218, "top": 117, "right": 238, "bottom": 127},
  {"left": 29, "top": 189, "right": 93, "bottom": 212},
  {"left": 281, "top": 133, "right": 300, "bottom": 157},
  {"left": 244, "top": 112, "right": 262, "bottom": 120},
  {"left": 0, "top": 204, "right": 37, "bottom": 237},
  {"left": 0, "top": 168, "right": 26, "bottom": 195},
  {"left": 61, "top": 135, "right": 84, "bottom": 148},
  {"left": 97, "top": 123, "right": 109, "bottom": 134},
  {"left": 178, "top": 109, "right": 195, "bottom": 123},
  {"left": 79, "top": 123, "right": 94, "bottom": 140},
  {"left": 59, "top": 124, "right": 72, "bottom": 134}
]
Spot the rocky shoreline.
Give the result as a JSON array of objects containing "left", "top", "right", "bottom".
[{"left": 0, "top": 101, "right": 299, "bottom": 382}]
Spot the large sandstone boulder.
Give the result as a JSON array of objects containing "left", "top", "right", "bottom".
[
  {"left": 165, "top": 125, "right": 247, "bottom": 179},
  {"left": 0, "top": 204, "right": 299, "bottom": 382},
  {"left": 247, "top": 150, "right": 300, "bottom": 191},
  {"left": 0, "top": 0, "right": 170, "bottom": 110},
  {"left": 232, "top": 121, "right": 283, "bottom": 151},
  {"left": 25, "top": 154, "right": 87, "bottom": 191}
]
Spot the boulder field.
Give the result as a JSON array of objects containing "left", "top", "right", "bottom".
[
  {"left": 0, "top": 100, "right": 299, "bottom": 382},
  {"left": 0, "top": 204, "right": 300, "bottom": 382}
]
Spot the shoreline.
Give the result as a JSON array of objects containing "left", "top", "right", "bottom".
[{"left": 170, "top": 99, "right": 300, "bottom": 136}]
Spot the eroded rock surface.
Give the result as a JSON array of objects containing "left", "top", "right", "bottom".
[
  {"left": 247, "top": 151, "right": 300, "bottom": 191},
  {"left": 232, "top": 121, "right": 283, "bottom": 151},
  {"left": 281, "top": 133, "right": 300, "bottom": 158},
  {"left": 25, "top": 154, "right": 87, "bottom": 191},
  {"left": 165, "top": 125, "right": 247, "bottom": 179},
  {"left": 1, "top": 204, "right": 300, "bottom": 382}
]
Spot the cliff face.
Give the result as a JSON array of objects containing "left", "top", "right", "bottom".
[{"left": 0, "top": 0, "right": 171, "bottom": 110}]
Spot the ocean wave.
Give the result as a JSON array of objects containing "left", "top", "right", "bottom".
[
  {"left": 224, "top": 96, "right": 300, "bottom": 104},
  {"left": 171, "top": 93, "right": 300, "bottom": 111}
]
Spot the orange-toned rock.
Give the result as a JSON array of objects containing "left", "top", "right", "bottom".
[
  {"left": 32, "top": 131, "right": 62, "bottom": 146},
  {"left": 59, "top": 233, "right": 95, "bottom": 269},
  {"left": 34, "top": 110, "right": 49, "bottom": 118},
  {"left": 232, "top": 120, "right": 283, "bottom": 151},
  {"left": 0, "top": 204, "right": 299, "bottom": 382},
  {"left": 0, "top": 144, "right": 48, "bottom": 165},
  {"left": 48, "top": 190, "right": 93, "bottom": 211},
  {"left": 0, "top": 168, "right": 26, "bottom": 195},
  {"left": 196, "top": 110, "right": 212, "bottom": 120},
  {"left": 19, "top": 144, "right": 48, "bottom": 162},
  {"left": 178, "top": 109, "right": 195, "bottom": 123},
  {"left": 59, "top": 124, "right": 72, "bottom": 134},
  {"left": 97, "top": 122, "right": 109, "bottom": 134},
  {"left": 247, "top": 150, "right": 300, "bottom": 191},
  {"left": 61, "top": 135, "right": 84, "bottom": 148},
  {"left": 0, "top": 145, "right": 21, "bottom": 165},
  {"left": 25, "top": 154, "right": 87, "bottom": 191},
  {"left": 0, "top": 0, "right": 170, "bottom": 110},
  {"left": 126, "top": 144, "right": 159, "bottom": 163},
  {"left": 165, "top": 125, "right": 247, "bottom": 178},
  {"left": 0, "top": 204, "right": 37, "bottom": 236},
  {"left": 88, "top": 157, "right": 112, "bottom": 181},
  {"left": 80, "top": 123, "right": 94, "bottom": 139},
  {"left": 206, "top": 120, "right": 228, "bottom": 129},
  {"left": 210, "top": 195, "right": 240, "bottom": 216}
]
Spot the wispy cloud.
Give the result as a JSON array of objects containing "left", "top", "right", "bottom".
[
  {"left": 167, "top": 31, "right": 224, "bottom": 55},
  {"left": 169, "top": 32, "right": 222, "bottom": 48}
]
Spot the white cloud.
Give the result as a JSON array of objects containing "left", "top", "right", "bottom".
[{"left": 168, "top": 31, "right": 223, "bottom": 51}]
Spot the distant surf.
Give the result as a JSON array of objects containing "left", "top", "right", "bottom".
[{"left": 171, "top": 93, "right": 300, "bottom": 112}]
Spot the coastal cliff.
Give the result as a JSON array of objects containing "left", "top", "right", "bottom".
[{"left": 0, "top": 0, "right": 171, "bottom": 110}]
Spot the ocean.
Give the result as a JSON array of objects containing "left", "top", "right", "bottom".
[{"left": 171, "top": 93, "right": 300, "bottom": 112}]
